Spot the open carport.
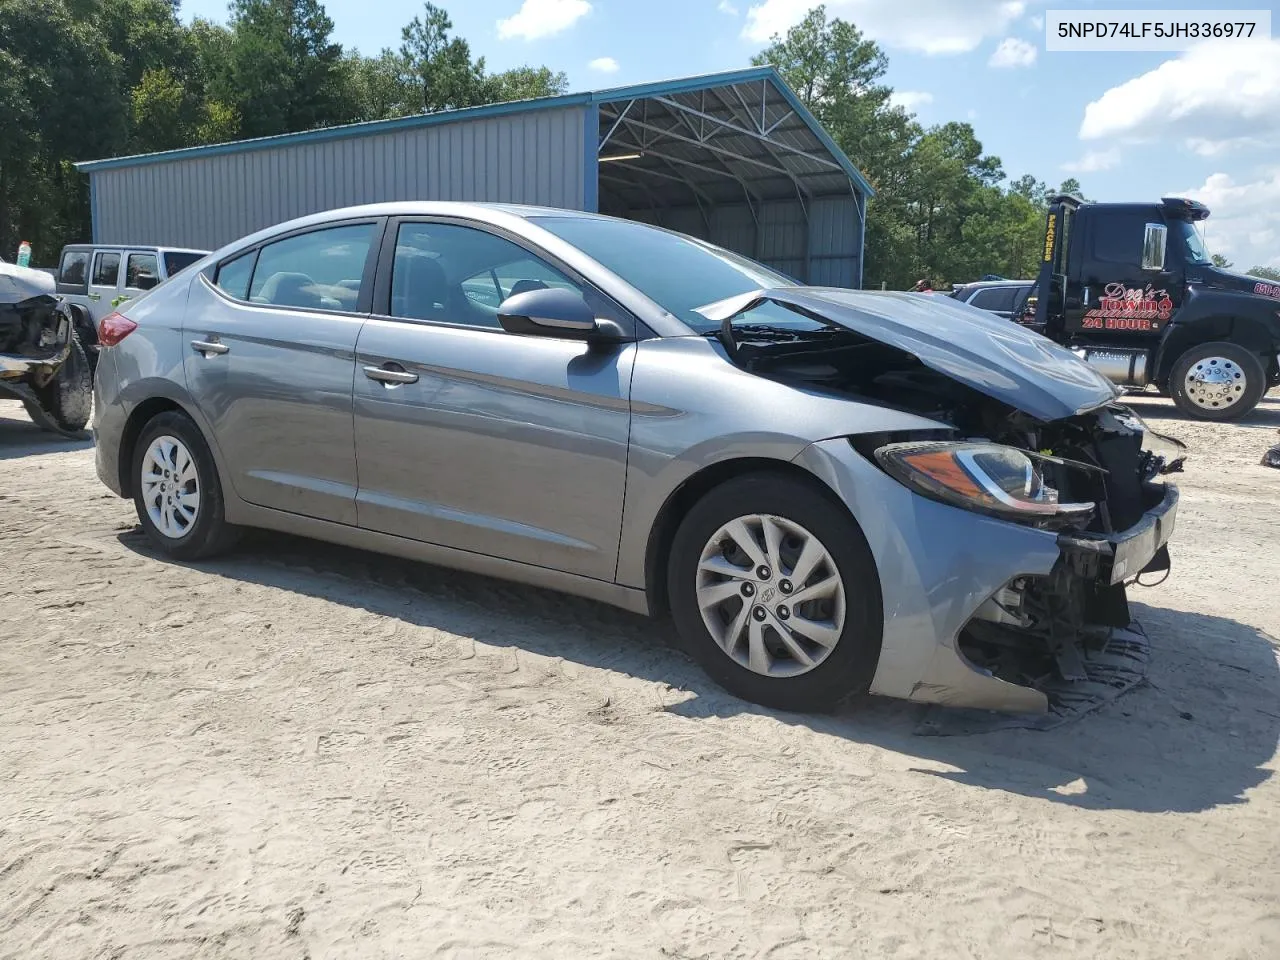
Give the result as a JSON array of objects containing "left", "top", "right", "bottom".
[{"left": 76, "top": 67, "right": 873, "bottom": 287}]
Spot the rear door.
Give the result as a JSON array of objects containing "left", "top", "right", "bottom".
[
  {"left": 88, "top": 249, "right": 124, "bottom": 320},
  {"left": 352, "top": 218, "right": 637, "bottom": 579},
  {"left": 183, "top": 218, "right": 384, "bottom": 525}
]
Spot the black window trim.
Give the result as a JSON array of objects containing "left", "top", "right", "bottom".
[
  {"left": 201, "top": 217, "right": 388, "bottom": 318},
  {"left": 370, "top": 215, "right": 648, "bottom": 342}
]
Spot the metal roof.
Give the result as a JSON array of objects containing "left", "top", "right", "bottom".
[{"left": 73, "top": 66, "right": 872, "bottom": 200}]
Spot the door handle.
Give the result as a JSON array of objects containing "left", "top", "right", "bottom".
[
  {"left": 191, "top": 339, "right": 229, "bottom": 356},
  {"left": 363, "top": 364, "right": 418, "bottom": 385}
]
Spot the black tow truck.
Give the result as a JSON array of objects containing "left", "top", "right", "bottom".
[{"left": 1021, "top": 194, "right": 1280, "bottom": 421}]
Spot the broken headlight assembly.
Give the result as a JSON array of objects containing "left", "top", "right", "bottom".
[{"left": 874, "top": 441, "right": 1095, "bottom": 528}]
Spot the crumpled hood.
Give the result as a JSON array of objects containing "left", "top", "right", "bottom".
[
  {"left": 700, "top": 287, "right": 1121, "bottom": 423},
  {"left": 0, "top": 260, "right": 56, "bottom": 305}
]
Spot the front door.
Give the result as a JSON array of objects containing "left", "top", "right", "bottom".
[
  {"left": 352, "top": 219, "right": 636, "bottom": 580},
  {"left": 1073, "top": 209, "right": 1183, "bottom": 339},
  {"left": 183, "top": 219, "right": 383, "bottom": 525},
  {"left": 88, "top": 249, "right": 124, "bottom": 319}
]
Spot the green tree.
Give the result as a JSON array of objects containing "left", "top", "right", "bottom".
[
  {"left": 753, "top": 5, "right": 921, "bottom": 287},
  {"left": 1210, "top": 253, "right": 1233, "bottom": 269},
  {"left": 1247, "top": 265, "right": 1280, "bottom": 282},
  {"left": 482, "top": 66, "right": 569, "bottom": 102},
  {"left": 227, "top": 0, "right": 346, "bottom": 137},
  {"left": 0, "top": 0, "right": 127, "bottom": 259},
  {"left": 397, "top": 3, "right": 487, "bottom": 113}
]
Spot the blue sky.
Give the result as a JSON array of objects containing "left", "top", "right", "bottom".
[{"left": 181, "top": 0, "right": 1280, "bottom": 270}]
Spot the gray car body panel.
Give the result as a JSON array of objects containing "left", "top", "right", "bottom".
[
  {"left": 353, "top": 316, "right": 636, "bottom": 579},
  {"left": 92, "top": 201, "right": 1146, "bottom": 712}
]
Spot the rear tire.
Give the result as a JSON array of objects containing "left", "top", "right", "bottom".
[
  {"left": 1169, "top": 342, "right": 1265, "bottom": 422},
  {"left": 667, "top": 473, "right": 883, "bottom": 712},
  {"left": 132, "top": 411, "right": 239, "bottom": 560}
]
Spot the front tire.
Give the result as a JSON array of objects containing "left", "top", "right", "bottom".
[
  {"left": 34, "top": 331, "right": 92, "bottom": 432},
  {"left": 667, "top": 473, "right": 883, "bottom": 712},
  {"left": 1169, "top": 342, "right": 1265, "bottom": 421},
  {"left": 132, "top": 412, "right": 239, "bottom": 560}
]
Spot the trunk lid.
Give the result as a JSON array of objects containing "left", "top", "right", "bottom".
[{"left": 700, "top": 287, "right": 1121, "bottom": 422}]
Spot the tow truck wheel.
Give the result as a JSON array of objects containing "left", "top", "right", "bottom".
[{"left": 1169, "top": 342, "right": 1265, "bottom": 422}]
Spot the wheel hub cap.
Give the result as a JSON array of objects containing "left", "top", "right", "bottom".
[
  {"left": 695, "top": 514, "right": 846, "bottom": 679},
  {"left": 140, "top": 435, "right": 200, "bottom": 539},
  {"left": 1184, "top": 357, "right": 1246, "bottom": 410}
]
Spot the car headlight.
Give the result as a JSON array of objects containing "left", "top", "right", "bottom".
[{"left": 874, "top": 441, "right": 1095, "bottom": 526}]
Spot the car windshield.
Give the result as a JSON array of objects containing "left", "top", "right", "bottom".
[
  {"left": 529, "top": 215, "right": 797, "bottom": 332},
  {"left": 1173, "top": 219, "right": 1211, "bottom": 265}
]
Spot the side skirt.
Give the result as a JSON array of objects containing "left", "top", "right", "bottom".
[{"left": 228, "top": 499, "right": 653, "bottom": 617}]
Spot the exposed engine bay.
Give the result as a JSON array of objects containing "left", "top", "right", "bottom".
[{"left": 716, "top": 315, "right": 1184, "bottom": 719}]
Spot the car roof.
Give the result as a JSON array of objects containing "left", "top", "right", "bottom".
[
  {"left": 61, "top": 244, "right": 209, "bottom": 254},
  {"left": 962, "top": 279, "right": 1033, "bottom": 288}
]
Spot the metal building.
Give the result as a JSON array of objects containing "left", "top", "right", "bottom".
[{"left": 76, "top": 67, "right": 873, "bottom": 287}]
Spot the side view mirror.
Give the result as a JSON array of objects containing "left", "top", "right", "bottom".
[
  {"left": 496, "top": 286, "right": 626, "bottom": 343},
  {"left": 1141, "top": 222, "right": 1168, "bottom": 271}
]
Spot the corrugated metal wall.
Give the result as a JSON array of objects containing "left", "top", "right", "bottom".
[
  {"left": 624, "top": 195, "right": 862, "bottom": 287},
  {"left": 90, "top": 107, "right": 589, "bottom": 250}
]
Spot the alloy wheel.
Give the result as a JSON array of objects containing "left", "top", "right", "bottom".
[{"left": 695, "top": 514, "right": 846, "bottom": 678}]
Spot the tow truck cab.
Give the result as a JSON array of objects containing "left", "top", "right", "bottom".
[{"left": 1026, "top": 194, "right": 1280, "bottom": 421}]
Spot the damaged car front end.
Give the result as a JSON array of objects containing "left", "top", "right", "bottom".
[
  {"left": 0, "top": 260, "right": 92, "bottom": 434},
  {"left": 700, "top": 288, "right": 1183, "bottom": 716}
]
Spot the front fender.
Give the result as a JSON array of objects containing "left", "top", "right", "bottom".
[
  {"left": 613, "top": 336, "right": 949, "bottom": 589},
  {"left": 1155, "top": 289, "right": 1280, "bottom": 380}
]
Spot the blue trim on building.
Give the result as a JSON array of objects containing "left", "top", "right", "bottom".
[
  {"left": 72, "top": 66, "right": 874, "bottom": 200},
  {"left": 582, "top": 103, "right": 600, "bottom": 213},
  {"left": 89, "top": 176, "right": 99, "bottom": 244}
]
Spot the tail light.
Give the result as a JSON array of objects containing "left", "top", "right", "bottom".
[{"left": 98, "top": 312, "right": 138, "bottom": 347}]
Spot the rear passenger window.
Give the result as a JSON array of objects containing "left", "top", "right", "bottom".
[
  {"left": 970, "top": 287, "right": 1018, "bottom": 311},
  {"left": 59, "top": 250, "right": 89, "bottom": 286},
  {"left": 92, "top": 252, "right": 120, "bottom": 286},
  {"left": 126, "top": 253, "right": 160, "bottom": 290},
  {"left": 216, "top": 251, "right": 256, "bottom": 300},
  {"left": 248, "top": 224, "right": 375, "bottom": 312}
]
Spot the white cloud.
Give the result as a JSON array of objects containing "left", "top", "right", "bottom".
[
  {"left": 988, "top": 36, "right": 1036, "bottom": 68},
  {"left": 1080, "top": 39, "right": 1280, "bottom": 156},
  {"left": 497, "top": 0, "right": 591, "bottom": 41},
  {"left": 588, "top": 56, "right": 619, "bottom": 73},
  {"left": 718, "top": 0, "right": 739, "bottom": 13},
  {"left": 742, "top": 0, "right": 1033, "bottom": 55},
  {"left": 889, "top": 90, "right": 933, "bottom": 112},
  {"left": 1029, "top": 14, "right": 1043, "bottom": 29},
  {"left": 1061, "top": 148, "right": 1120, "bottom": 173},
  {"left": 1181, "top": 171, "right": 1280, "bottom": 271}
]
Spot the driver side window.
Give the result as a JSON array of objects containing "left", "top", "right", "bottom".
[{"left": 389, "top": 223, "right": 596, "bottom": 330}]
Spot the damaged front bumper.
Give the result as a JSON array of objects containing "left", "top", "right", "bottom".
[
  {"left": 794, "top": 436, "right": 1179, "bottom": 715},
  {"left": 1057, "top": 482, "right": 1178, "bottom": 586}
]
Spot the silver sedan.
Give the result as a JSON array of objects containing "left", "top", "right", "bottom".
[{"left": 91, "top": 203, "right": 1181, "bottom": 714}]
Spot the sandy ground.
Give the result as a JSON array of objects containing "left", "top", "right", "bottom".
[{"left": 1, "top": 393, "right": 1279, "bottom": 960}]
